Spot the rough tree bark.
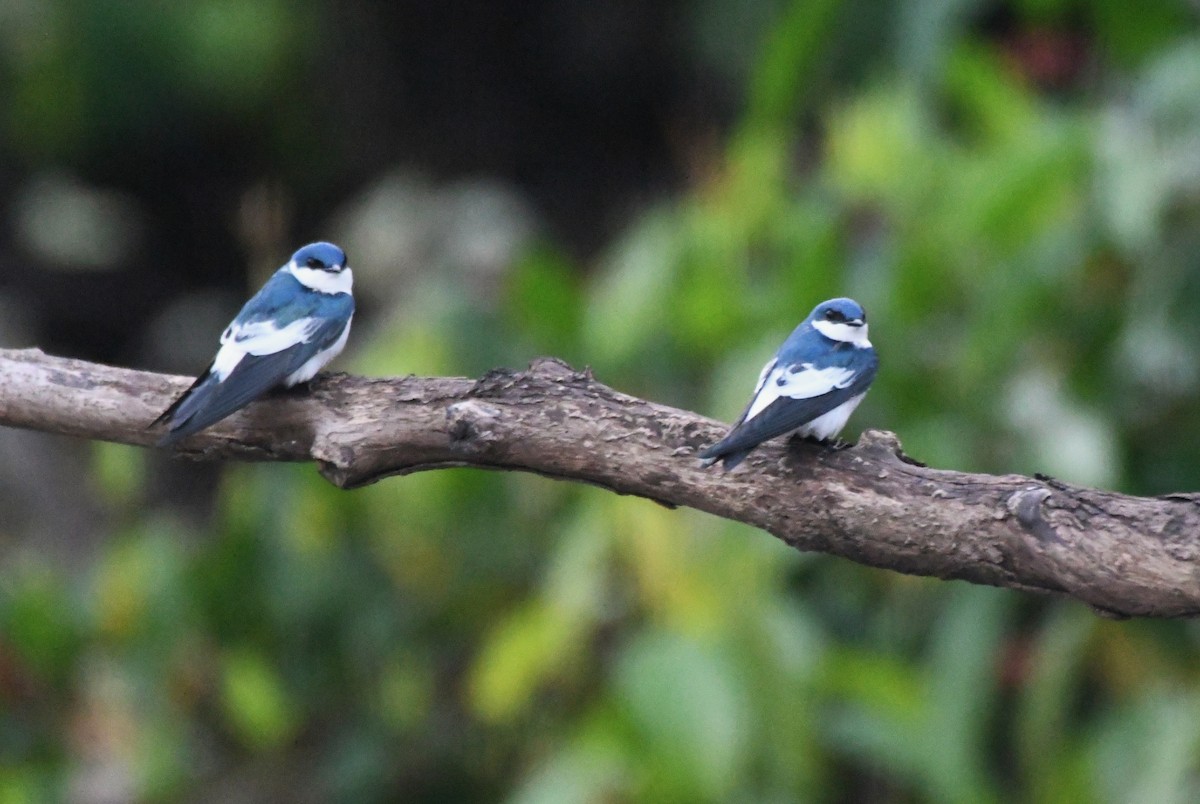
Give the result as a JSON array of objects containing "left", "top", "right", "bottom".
[{"left": 1, "top": 347, "right": 1198, "bottom": 618}]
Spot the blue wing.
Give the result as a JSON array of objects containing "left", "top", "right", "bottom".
[
  {"left": 155, "top": 272, "right": 353, "bottom": 445},
  {"left": 228, "top": 270, "right": 328, "bottom": 331},
  {"left": 700, "top": 346, "right": 877, "bottom": 470}
]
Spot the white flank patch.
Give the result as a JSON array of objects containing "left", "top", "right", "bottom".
[
  {"left": 796, "top": 393, "right": 865, "bottom": 440},
  {"left": 211, "top": 317, "right": 322, "bottom": 381},
  {"left": 285, "top": 316, "right": 353, "bottom": 385},
  {"left": 211, "top": 340, "right": 247, "bottom": 381},
  {"left": 751, "top": 358, "right": 777, "bottom": 395},
  {"left": 745, "top": 363, "right": 857, "bottom": 421},
  {"left": 227, "top": 317, "right": 321, "bottom": 354},
  {"left": 285, "top": 261, "right": 354, "bottom": 295},
  {"left": 813, "top": 318, "right": 871, "bottom": 348}
]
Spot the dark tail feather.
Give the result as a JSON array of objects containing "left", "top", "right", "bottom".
[
  {"left": 716, "top": 449, "right": 751, "bottom": 470},
  {"left": 157, "top": 418, "right": 202, "bottom": 447},
  {"left": 156, "top": 349, "right": 306, "bottom": 446},
  {"left": 153, "top": 371, "right": 219, "bottom": 446},
  {"left": 698, "top": 443, "right": 752, "bottom": 471}
]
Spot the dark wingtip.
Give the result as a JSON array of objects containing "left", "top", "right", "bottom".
[
  {"left": 717, "top": 451, "right": 749, "bottom": 471},
  {"left": 152, "top": 368, "right": 214, "bottom": 446},
  {"left": 697, "top": 447, "right": 749, "bottom": 471},
  {"left": 697, "top": 442, "right": 721, "bottom": 468},
  {"left": 154, "top": 421, "right": 188, "bottom": 447},
  {"left": 151, "top": 405, "right": 191, "bottom": 447},
  {"left": 155, "top": 431, "right": 179, "bottom": 448},
  {"left": 153, "top": 406, "right": 202, "bottom": 447}
]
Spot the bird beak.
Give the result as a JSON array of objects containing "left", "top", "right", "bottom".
[{"left": 848, "top": 319, "right": 864, "bottom": 327}]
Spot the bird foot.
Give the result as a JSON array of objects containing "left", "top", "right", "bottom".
[
  {"left": 799, "top": 434, "right": 849, "bottom": 450},
  {"left": 272, "top": 381, "right": 314, "bottom": 398}
]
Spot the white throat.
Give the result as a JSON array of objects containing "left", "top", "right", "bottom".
[
  {"left": 813, "top": 318, "right": 871, "bottom": 348},
  {"left": 286, "top": 260, "right": 354, "bottom": 295}
]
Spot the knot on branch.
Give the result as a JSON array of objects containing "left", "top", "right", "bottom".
[
  {"left": 471, "top": 357, "right": 594, "bottom": 399},
  {"left": 1008, "top": 486, "right": 1060, "bottom": 543},
  {"left": 855, "top": 429, "right": 925, "bottom": 467},
  {"left": 527, "top": 356, "right": 591, "bottom": 382},
  {"left": 447, "top": 400, "right": 505, "bottom": 454}
]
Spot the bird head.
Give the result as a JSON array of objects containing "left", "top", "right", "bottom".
[
  {"left": 809, "top": 297, "right": 870, "bottom": 345},
  {"left": 292, "top": 242, "right": 348, "bottom": 273}
]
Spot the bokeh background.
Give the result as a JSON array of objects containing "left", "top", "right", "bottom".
[{"left": 3, "top": 0, "right": 1200, "bottom": 801}]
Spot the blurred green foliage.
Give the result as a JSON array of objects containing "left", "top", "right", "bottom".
[
  {"left": 7, "top": 0, "right": 1200, "bottom": 801},
  {"left": 2, "top": 0, "right": 311, "bottom": 161}
]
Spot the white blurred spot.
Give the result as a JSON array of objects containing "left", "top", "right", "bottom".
[
  {"left": 1007, "top": 367, "right": 1118, "bottom": 488},
  {"left": 1117, "top": 315, "right": 1198, "bottom": 397},
  {"left": 330, "top": 170, "right": 536, "bottom": 304},
  {"left": 1095, "top": 43, "right": 1200, "bottom": 254},
  {"left": 14, "top": 172, "right": 144, "bottom": 272}
]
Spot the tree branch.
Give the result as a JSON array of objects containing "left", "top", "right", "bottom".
[{"left": 2, "top": 347, "right": 1198, "bottom": 618}]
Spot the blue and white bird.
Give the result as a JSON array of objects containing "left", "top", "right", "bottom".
[
  {"left": 153, "top": 241, "right": 355, "bottom": 446},
  {"left": 699, "top": 297, "right": 878, "bottom": 470}
]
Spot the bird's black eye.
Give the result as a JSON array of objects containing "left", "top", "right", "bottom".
[
  {"left": 825, "top": 309, "right": 846, "bottom": 323},
  {"left": 305, "top": 257, "right": 324, "bottom": 269}
]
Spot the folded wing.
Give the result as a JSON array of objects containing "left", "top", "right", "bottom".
[
  {"left": 700, "top": 357, "right": 875, "bottom": 469},
  {"left": 156, "top": 297, "right": 351, "bottom": 445}
]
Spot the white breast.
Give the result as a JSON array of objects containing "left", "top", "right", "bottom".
[
  {"left": 284, "top": 317, "right": 353, "bottom": 385},
  {"left": 795, "top": 393, "right": 866, "bottom": 440}
]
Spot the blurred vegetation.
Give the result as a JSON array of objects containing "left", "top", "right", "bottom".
[{"left": 6, "top": 0, "right": 1200, "bottom": 802}]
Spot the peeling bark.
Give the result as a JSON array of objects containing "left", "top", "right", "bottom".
[{"left": 2, "top": 347, "right": 1199, "bottom": 618}]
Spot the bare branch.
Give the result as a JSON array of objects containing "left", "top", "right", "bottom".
[{"left": 2, "top": 347, "right": 1198, "bottom": 618}]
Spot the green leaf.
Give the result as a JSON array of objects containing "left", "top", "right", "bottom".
[
  {"left": 614, "top": 629, "right": 749, "bottom": 798},
  {"left": 220, "top": 648, "right": 299, "bottom": 750}
]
